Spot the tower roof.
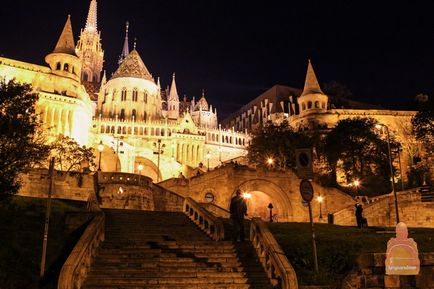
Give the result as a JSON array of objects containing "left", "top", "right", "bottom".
[
  {"left": 118, "top": 22, "right": 129, "bottom": 64},
  {"left": 195, "top": 90, "right": 209, "bottom": 111},
  {"left": 301, "top": 59, "right": 324, "bottom": 96},
  {"left": 112, "top": 49, "right": 152, "bottom": 80},
  {"left": 53, "top": 15, "right": 76, "bottom": 55},
  {"left": 84, "top": 0, "right": 98, "bottom": 32},
  {"left": 169, "top": 73, "right": 179, "bottom": 101}
]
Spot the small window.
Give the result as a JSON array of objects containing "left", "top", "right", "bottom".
[
  {"left": 132, "top": 109, "right": 137, "bottom": 119},
  {"left": 315, "top": 101, "right": 319, "bottom": 108},
  {"left": 308, "top": 101, "right": 313, "bottom": 109},
  {"left": 204, "top": 192, "right": 215, "bottom": 203},
  {"left": 132, "top": 89, "right": 138, "bottom": 102},
  {"left": 120, "top": 109, "right": 125, "bottom": 120},
  {"left": 63, "top": 63, "right": 69, "bottom": 71},
  {"left": 121, "top": 88, "right": 127, "bottom": 101},
  {"left": 56, "top": 62, "right": 61, "bottom": 70},
  {"left": 302, "top": 103, "right": 306, "bottom": 111}
]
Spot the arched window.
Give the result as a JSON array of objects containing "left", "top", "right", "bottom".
[
  {"left": 144, "top": 92, "right": 148, "bottom": 103},
  {"left": 308, "top": 101, "right": 313, "bottom": 109},
  {"left": 302, "top": 103, "right": 306, "bottom": 111},
  {"left": 132, "top": 89, "right": 138, "bottom": 101},
  {"left": 132, "top": 109, "right": 137, "bottom": 119},
  {"left": 63, "top": 63, "right": 69, "bottom": 72},
  {"left": 112, "top": 89, "right": 117, "bottom": 101},
  {"left": 56, "top": 62, "right": 61, "bottom": 70},
  {"left": 143, "top": 111, "right": 147, "bottom": 121},
  {"left": 120, "top": 109, "right": 125, "bottom": 120},
  {"left": 121, "top": 88, "right": 127, "bottom": 101},
  {"left": 315, "top": 101, "right": 320, "bottom": 108}
]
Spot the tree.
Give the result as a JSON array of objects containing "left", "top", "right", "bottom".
[
  {"left": 410, "top": 96, "right": 433, "bottom": 185},
  {"left": 247, "top": 121, "right": 310, "bottom": 170},
  {"left": 50, "top": 134, "right": 96, "bottom": 172},
  {"left": 323, "top": 117, "right": 398, "bottom": 196},
  {"left": 0, "top": 80, "right": 50, "bottom": 200}
]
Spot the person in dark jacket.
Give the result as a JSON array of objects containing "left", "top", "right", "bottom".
[
  {"left": 355, "top": 203, "right": 363, "bottom": 228},
  {"left": 230, "top": 189, "right": 248, "bottom": 242}
]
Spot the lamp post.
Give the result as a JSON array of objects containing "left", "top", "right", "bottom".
[
  {"left": 153, "top": 139, "right": 165, "bottom": 182},
  {"left": 316, "top": 195, "right": 323, "bottom": 220},
  {"left": 111, "top": 135, "right": 124, "bottom": 172},
  {"left": 353, "top": 179, "right": 360, "bottom": 196},
  {"left": 97, "top": 141, "right": 104, "bottom": 171},
  {"left": 397, "top": 147, "right": 405, "bottom": 192},
  {"left": 268, "top": 203, "right": 274, "bottom": 222},
  {"left": 376, "top": 123, "right": 399, "bottom": 224},
  {"left": 206, "top": 151, "right": 211, "bottom": 171},
  {"left": 137, "top": 163, "right": 144, "bottom": 183}
]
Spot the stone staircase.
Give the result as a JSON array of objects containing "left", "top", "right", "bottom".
[
  {"left": 82, "top": 209, "right": 273, "bottom": 289},
  {"left": 419, "top": 186, "right": 434, "bottom": 202}
]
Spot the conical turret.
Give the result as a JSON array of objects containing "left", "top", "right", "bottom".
[
  {"left": 301, "top": 59, "right": 324, "bottom": 96},
  {"left": 118, "top": 22, "right": 130, "bottom": 65},
  {"left": 53, "top": 15, "right": 76, "bottom": 55},
  {"left": 46, "top": 15, "right": 81, "bottom": 82},
  {"left": 297, "top": 59, "right": 328, "bottom": 115},
  {"left": 167, "top": 72, "right": 180, "bottom": 119}
]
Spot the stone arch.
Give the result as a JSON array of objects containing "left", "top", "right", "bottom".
[
  {"left": 98, "top": 144, "right": 121, "bottom": 172},
  {"left": 134, "top": 156, "right": 161, "bottom": 183},
  {"left": 229, "top": 178, "right": 293, "bottom": 221}
]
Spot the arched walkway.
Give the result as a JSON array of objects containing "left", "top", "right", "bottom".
[{"left": 134, "top": 156, "right": 161, "bottom": 183}]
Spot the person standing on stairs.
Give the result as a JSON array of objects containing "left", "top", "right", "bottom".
[{"left": 230, "top": 189, "right": 248, "bottom": 242}]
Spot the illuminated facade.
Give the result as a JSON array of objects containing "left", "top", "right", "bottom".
[{"left": 0, "top": 0, "right": 249, "bottom": 181}]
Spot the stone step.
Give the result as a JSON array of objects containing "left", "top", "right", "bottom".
[
  {"left": 84, "top": 284, "right": 272, "bottom": 289},
  {"left": 87, "top": 271, "right": 248, "bottom": 278}
]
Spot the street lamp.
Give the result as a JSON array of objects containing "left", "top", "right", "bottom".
[
  {"left": 111, "top": 135, "right": 124, "bottom": 172},
  {"left": 137, "top": 163, "right": 144, "bottom": 175},
  {"left": 316, "top": 195, "right": 323, "bottom": 220},
  {"left": 267, "top": 157, "right": 274, "bottom": 169},
  {"left": 353, "top": 179, "right": 360, "bottom": 195},
  {"left": 97, "top": 141, "right": 104, "bottom": 171},
  {"left": 153, "top": 139, "right": 165, "bottom": 182},
  {"left": 375, "top": 123, "right": 399, "bottom": 223},
  {"left": 268, "top": 203, "right": 274, "bottom": 222},
  {"left": 206, "top": 151, "right": 211, "bottom": 171}
]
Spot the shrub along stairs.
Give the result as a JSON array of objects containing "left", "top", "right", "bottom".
[{"left": 82, "top": 209, "right": 273, "bottom": 289}]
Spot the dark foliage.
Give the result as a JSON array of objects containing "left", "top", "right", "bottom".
[
  {"left": 0, "top": 80, "right": 50, "bottom": 200},
  {"left": 247, "top": 121, "right": 310, "bottom": 170}
]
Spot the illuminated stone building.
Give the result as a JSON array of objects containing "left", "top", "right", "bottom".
[
  {"left": 0, "top": 0, "right": 249, "bottom": 181},
  {"left": 222, "top": 60, "right": 420, "bottom": 183}
]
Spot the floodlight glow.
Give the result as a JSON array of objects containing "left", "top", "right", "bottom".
[{"left": 242, "top": 192, "right": 252, "bottom": 199}]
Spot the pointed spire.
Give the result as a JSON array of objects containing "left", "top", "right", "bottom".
[
  {"left": 53, "top": 15, "right": 76, "bottom": 55},
  {"left": 84, "top": 0, "right": 98, "bottom": 32},
  {"left": 118, "top": 21, "right": 129, "bottom": 65},
  {"left": 101, "top": 70, "right": 107, "bottom": 85},
  {"left": 157, "top": 77, "right": 161, "bottom": 89},
  {"left": 301, "top": 59, "right": 324, "bottom": 96},
  {"left": 169, "top": 72, "right": 179, "bottom": 100},
  {"left": 202, "top": 89, "right": 205, "bottom": 98}
]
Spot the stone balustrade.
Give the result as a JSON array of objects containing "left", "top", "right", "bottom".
[
  {"left": 57, "top": 213, "right": 105, "bottom": 289},
  {"left": 199, "top": 202, "right": 231, "bottom": 218},
  {"left": 183, "top": 197, "right": 225, "bottom": 241},
  {"left": 250, "top": 218, "right": 298, "bottom": 289}
]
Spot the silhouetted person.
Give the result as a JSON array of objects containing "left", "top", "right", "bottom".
[
  {"left": 230, "top": 189, "right": 247, "bottom": 242},
  {"left": 355, "top": 203, "right": 363, "bottom": 228}
]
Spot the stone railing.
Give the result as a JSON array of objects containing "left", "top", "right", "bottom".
[
  {"left": 183, "top": 197, "right": 225, "bottom": 241},
  {"left": 199, "top": 202, "right": 231, "bottom": 218},
  {"left": 57, "top": 213, "right": 105, "bottom": 289},
  {"left": 250, "top": 218, "right": 298, "bottom": 289}
]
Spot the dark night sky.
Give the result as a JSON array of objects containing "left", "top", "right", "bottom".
[{"left": 0, "top": 1, "right": 433, "bottom": 119}]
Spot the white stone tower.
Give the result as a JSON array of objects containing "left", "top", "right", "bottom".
[{"left": 167, "top": 73, "right": 180, "bottom": 119}]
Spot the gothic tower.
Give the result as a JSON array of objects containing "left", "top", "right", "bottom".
[
  {"left": 167, "top": 73, "right": 180, "bottom": 119},
  {"left": 76, "top": 0, "right": 104, "bottom": 97},
  {"left": 45, "top": 15, "right": 81, "bottom": 83}
]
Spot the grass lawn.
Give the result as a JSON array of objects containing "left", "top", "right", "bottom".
[
  {"left": 0, "top": 196, "right": 88, "bottom": 289},
  {"left": 269, "top": 222, "right": 434, "bottom": 286}
]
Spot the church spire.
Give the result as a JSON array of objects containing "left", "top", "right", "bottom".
[
  {"left": 84, "top": 0, "right": 97, "bottom": 33},
  {"left": 169, "top": 72, "right": 178, "bottom": 100},
  {"left": 53, "top": 15, "right": 76, "bottom": 55},
  {"left": 301, "top": 59, "right": 324, "bottom": 96},
  {"left": 118, "top": 21, "right": 129, "bottom": 64}
]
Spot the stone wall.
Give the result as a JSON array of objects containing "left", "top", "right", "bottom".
[
  {"left": 334, "top": 190, "right": 434, "bottom": 228},
  {"left": 18, "top": 170, "right": 185, "bottom": 212},
  {"left": 342, "top": 253, "right": 434, "bottom": 289},
  {"left": 18, "top": 168, "right": 94, "bottom": 201},
  {"left": 158, "top": 164, "right": 355, "bottom": 222}
]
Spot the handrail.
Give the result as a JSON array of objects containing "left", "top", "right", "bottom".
[
  {"left": 199, "top": 202, "right": 231, "bottom": 218},
  {"left": 183, "top": 197, "right": 225, "bottom": 241},
  {"left": 250, "top": 218, "right": 298, "bottom": 289},
  {"left": 57, "top": 213, "right": 105, "bottom": 289}
]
